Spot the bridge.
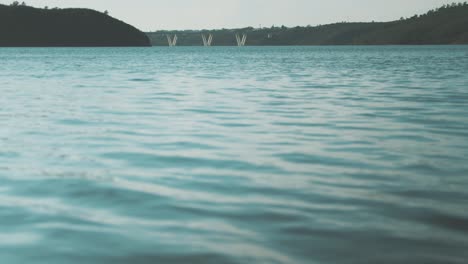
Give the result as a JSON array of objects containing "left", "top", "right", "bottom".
[{"left": 164, "top": 33, "right": 248, "bottom": 47}]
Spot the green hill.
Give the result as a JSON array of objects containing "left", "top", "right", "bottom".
[
  {"left": 0, "top": 3, "right": 150, "bottom": 47},
  {"left": 147, "top": 3, "right": 468, "bottom": 46}
]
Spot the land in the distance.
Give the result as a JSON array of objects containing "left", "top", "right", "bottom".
[
  {"left": 147, "top": 3, "right": 468, "bottom": 46},
  {"left": 1, "top": 2, "right": 466, "bottom": 47},
  {"left": 0, "top": 2, "right": 150, "bottom": 47}
]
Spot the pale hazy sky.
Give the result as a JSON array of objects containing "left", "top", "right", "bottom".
[{"left": 1, "top": 0, "right": 464, "bottom": 30}]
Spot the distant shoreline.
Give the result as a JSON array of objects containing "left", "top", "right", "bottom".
[
  {"left": 1, "top": 3, "right": 466, "bottom": 47},
  {"left": 0, "top": 4, "right": 150, "bottom": 47},
  {"left": 147, "top": 3, "right": 468, "bottom": 47},
  {"left": 1, "top": 44, "right": 466, "bottom": 48}
]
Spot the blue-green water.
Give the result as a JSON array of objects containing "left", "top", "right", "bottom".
[{"left": 1, "top": 46, "right": 468, "bottom": 263}]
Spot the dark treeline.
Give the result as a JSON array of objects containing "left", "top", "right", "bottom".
[
  {"left": 147, "top": 3, "right": 468, "bottom": 46},
  {"left": 0, "top": 2, "right": 150, "bottom": 46}
]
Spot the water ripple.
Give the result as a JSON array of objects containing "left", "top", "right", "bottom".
[{"left": 1, "top": 46, "right": 468, "bottom": 263}]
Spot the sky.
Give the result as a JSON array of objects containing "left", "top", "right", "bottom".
[{"left": 1, "top": 0, "right": 465, "bottom": 31}]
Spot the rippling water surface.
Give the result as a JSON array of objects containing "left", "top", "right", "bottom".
[{"left": 1, "top": 46, "right": 468, "bottom": 263}]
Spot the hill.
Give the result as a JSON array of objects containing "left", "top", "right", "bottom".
[
  {"left": 0, "top": 3, "right": 150, "bottom": 47},
  {"left": 147, "top": 3, "right": 468, "bottom": 46}
]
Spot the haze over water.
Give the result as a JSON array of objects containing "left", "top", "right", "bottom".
[{"left": 1, "top": 46, "right": 468, "bottom": 263}]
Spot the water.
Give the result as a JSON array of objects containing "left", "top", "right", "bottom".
[{"left": 1, "top": 46, "right": 468, "bottom": 264}]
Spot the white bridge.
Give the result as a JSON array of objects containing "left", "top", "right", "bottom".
[{"left": 164, "top": 33, "right": 247, "bottom": 47}]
